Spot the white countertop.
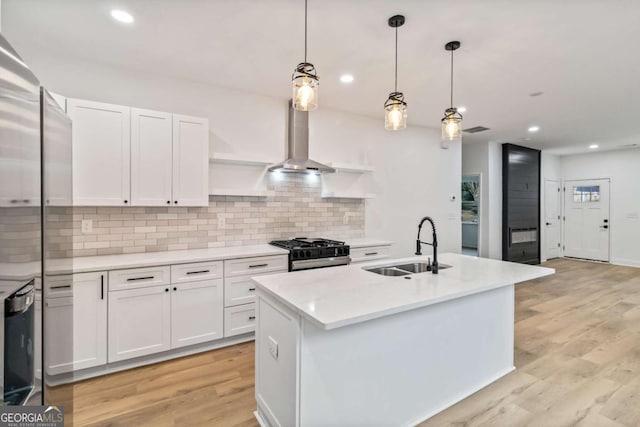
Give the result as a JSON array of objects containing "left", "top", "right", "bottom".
[
  {"left": 0, "top": 238, "right": 392, "bottom": 279},
  {"left": 45, "top": 244, "right": 290, "bottom": 275},
  {"left": 253, "top": 253, "right": 554, "bottom": 330},
  {"left": 346, "top": 238, "right": 392, "bottom": 248}
]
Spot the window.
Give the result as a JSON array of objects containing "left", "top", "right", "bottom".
[{"left": 573, "top": 185, "right": 600, "bottom": 203}]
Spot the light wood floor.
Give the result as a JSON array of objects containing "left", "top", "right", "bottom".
[{"left": 48, "top": 258, "right": 640, "bottom": 426}]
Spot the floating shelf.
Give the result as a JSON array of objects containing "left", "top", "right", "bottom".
[
  {"left": 210, "top": 152, "right": 277, "bottom": 166},
  {"left": 210, "top": 188, "right": 274, "bottom": 197},
  {"left": 326, "top": 162, "right": 375, "bottom": 173},
  {"left": 321, "top": 192, "right": 376, "bottom": 199}
]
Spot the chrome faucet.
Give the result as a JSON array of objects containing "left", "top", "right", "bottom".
[{"left": 415, "top": 216, "right": 438, "bottom": 274}]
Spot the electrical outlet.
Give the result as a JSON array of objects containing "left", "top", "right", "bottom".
[
  {"left": 268, "top": 336, "right": 279, "bottom": 360},
  {"left": 343, "top": 213, "right": 350, "bottom": 225},
  {"left": 81, "top": 219, "right": 93, "bottom": 234},
  {"left": 217, "top": 216, "right": 226, "bottom": 229}
]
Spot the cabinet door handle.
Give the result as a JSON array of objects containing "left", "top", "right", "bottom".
[
  {"left": 186, "top": 270, "right": 210, "bottom": 275},
  {"left": 101, "top": 275, "right": 104, "bottom": 300},
  {"left": 49, "top": 285, "right": 71, "bottom": 290},
  {"left": 365, "top": 252, "right": 378, "bottom": 256},
  {"left": 248, "top": 316, "right": 256, "bottom": 320},
  {"left": 127, "top": 276, "right": 154, "bottom": 281},
  {"left": 248, "top": 287, "right": 256, "bottom": 292},
  {"left": 249, "top": 263, "right": 268, "bottom": 269}
]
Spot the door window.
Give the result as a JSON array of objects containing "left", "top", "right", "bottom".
[{"left": 573, "top": 185, "right": 600, "bottom": 203}]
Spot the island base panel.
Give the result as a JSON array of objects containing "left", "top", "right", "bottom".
[{"left": 256, "top": 284, "right": 515, "bottom": 426}]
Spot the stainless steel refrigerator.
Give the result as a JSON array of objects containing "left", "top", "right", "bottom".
[{"left": 0, "top": 32, "right": 73, "bottom": 406}]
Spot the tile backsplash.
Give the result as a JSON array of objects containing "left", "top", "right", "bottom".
[{"left": 46, "top": 174, "right": 365, "bottom": 258}]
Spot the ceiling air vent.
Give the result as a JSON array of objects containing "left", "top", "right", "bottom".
[{"left": 463, "top": 126, "right": 490, "bottom": 133}]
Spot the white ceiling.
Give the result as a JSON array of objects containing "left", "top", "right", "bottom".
[{"left": 4, "top": 0, "right": 640, "bottom": 153}]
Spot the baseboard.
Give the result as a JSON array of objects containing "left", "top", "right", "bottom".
[
  {"left": 611, "top": 258, "right": 640, "bottom": 268},
  {"left": 403, "top": 365, "right": 516, "bottom": 427}
]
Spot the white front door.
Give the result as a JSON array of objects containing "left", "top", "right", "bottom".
[
  {"left": 564, "top": 179, "right": 610, "bottom": 262},
  {"left": 544, "top": 179, "right": 562, "bottom": 259}
]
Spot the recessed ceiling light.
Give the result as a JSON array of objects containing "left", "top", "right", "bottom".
[
  {"left": 339, "top": 74, "right": 354, "bottom": 84},
  {"left": 111, "top": 10, "right": 134, "bottom": 24},
  {"left": 457, "top": 106, "right": 467, "bottom": 113},
  {"left": 589, "top": 144, "right": 599, "bottom": 149},
  {"left": 528, "top": 125, "right": 540, "bottom": 133}
]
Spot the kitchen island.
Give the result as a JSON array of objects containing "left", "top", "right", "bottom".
[{"left": 252, "top": 253, "right": 554, "bottom": 427}]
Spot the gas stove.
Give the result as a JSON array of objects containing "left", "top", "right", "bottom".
[{"left": 269, "top": 238, "right": 351, "bottom": 271}]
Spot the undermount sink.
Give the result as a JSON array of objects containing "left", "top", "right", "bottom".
[
  {"left": 394, "top": 262, "right": 452, "bottom": 273},
  {"left": 364, "top": 262, "right": 452, "bottom": 276},
  {"left": 365, "top": 267, "right": 411, "bottom": 277}
]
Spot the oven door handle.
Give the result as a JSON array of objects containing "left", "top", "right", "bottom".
[{"left": 291, "top": 256, "right": 351, "bottom": 271}]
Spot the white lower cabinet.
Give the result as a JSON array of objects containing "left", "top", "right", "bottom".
[
  {"left": 224, "top": 303, "right": 257, "bottom": 337},
  {"left": 171, "top": 279, "right": 223, "bottom": 348},
  {"left": 45, "top": 272, "right": 108, "bottom": 375},
  {"left": 349, "top": 245, "right": 392, "bottom": 263},
  {"left": 108, "top": 285, "right": 172, "bottom": 363}
]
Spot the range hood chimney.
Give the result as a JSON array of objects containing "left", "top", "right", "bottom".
[{"left": 268, "top": 101, "right": 335, "bottom": 174}]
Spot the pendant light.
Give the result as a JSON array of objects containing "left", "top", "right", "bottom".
[
  {"left": 441, "top": 41, "right": 462, "bottom": 147},
  {"left": 384, "top": 15, "right": 407, "bottom": 131},
  {"left": 292, "top": 0, "right": 318, "bottom": 111}
]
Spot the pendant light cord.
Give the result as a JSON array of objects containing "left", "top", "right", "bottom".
[
  {"left": 304, "top": 0, "right": 308, "bottom": 63},
  {"left": 450, "top": 49, "right": 454, "bottom": 108},
  {"left": 394, "top": 26, "right": 398, "bottom": 92}
]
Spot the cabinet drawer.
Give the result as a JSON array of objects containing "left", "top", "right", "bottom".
[
  {"left": 224, "top": 255, "right": 287, "bottom": 277},
  {"left": 224, "top": 274, "right": 262, "bottom": 307},
  {"left": 109, "top": 266, "right": 170, "bottom": 291},
  {"left": 45, "top": 272, "right": 107, "bottom": 299},
  {"left": 45, "top": 275, "right": 74, "bottom": 298},
  {"left": 171, "top": 261, "right": 223, "bottom": 283},
  {"left": 224, "top": 303, "right": 256, "bottom": 337},
  {"left": 350, "top": 246, "right": 391, "bottom": 263}
]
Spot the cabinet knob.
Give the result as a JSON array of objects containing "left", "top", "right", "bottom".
[
  {"left": 173, "top": 287, "right": 177, "bottom": 291},
  {"left": 167, "top": 201, "right": 171, "bottom": 204},
  {"left": 165, "top": 288, "right": 169, "bottom": 292},
  {"left": 174, "top": 201, "right": 178, "bottom": 204},
  {"left": 249, "top": 316, "right": 256, "bottom": 320},
  {"left": 124, "top": 200, "right": 128, "bottom": 204}
]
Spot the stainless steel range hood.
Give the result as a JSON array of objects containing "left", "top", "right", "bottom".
[{"left": 268, "top": 101, "right": 335, "bottom": 174}]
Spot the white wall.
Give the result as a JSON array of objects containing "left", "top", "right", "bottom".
[
  {"left": 462, "top": 142, "right": 488, "bottom": 257},
  {"left": 560, "top": 148, "right": 640, "bottom": 267},
  {"left": 21, "top": 48, "right": 461, "bottom": 258},
  {"left": 540, "top": 152, "right": 561, "bottom": 261},
  {"left": 461, "top": 141, "right": 502, "bottom": 259}
]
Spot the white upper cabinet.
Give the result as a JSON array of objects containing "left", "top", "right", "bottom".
[
  {"left": 172, "top": 115, "right": 209, "bottom": 206},
  {"left": 43, "top": 92, "right": 72, "bottom": 206},
  {"left": 67, "top": 99, "right": 131, "bottom": 206},
  {"left": 131, "top": 108, "right": 173, "bottom": 206},
  {"left": 68, "top": 98, "right": 209, "bottom": 207}
]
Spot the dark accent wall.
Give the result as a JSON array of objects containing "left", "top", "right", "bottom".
[{"left": 502, "top": 144, "right": 541, "bottom": 264}]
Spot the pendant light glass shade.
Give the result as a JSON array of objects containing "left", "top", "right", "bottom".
[
  {"left": 441, "top": 107, "right": 462, "bottom": 144},
  {"left": 292, "top": 0, "right": 319, "bottom": 111},
  {"left": 384, "top": 92, "right": 407, "bottom": 130},
  {"left": 441, "top": 41, "right": 463, "bottom": 148},
  {"left": 292, "top": 62, "right": 318, "bottom": 111},
  {"left": 384, "top": 15, "right": 406, "bottom": 130}
]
